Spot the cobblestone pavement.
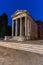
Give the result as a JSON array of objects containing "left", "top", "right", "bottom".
[{"left": 0, "top": 47, "right": 43, "bottom": 65}]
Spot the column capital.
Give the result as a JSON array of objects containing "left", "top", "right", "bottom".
[{"left": 16, "top": 19, "right": 17, "bottom": 21}]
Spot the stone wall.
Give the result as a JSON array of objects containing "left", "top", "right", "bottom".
[{"left": 0, "top": 46, "right": 43, "bottom": 65}]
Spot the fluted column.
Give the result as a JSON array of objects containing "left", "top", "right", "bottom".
[
  {"left": 20, "top": 18, "right": 22, "bottom": 36},
  {"left": 12, "top": 20, "right": 14, "bottom": 36},
  {"left": 15, "top": 19, "right": 18, "bottom": 36}
]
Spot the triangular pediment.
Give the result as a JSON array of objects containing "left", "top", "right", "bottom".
[
  {"left": 15, "top": 10, "right": 27, "bottom": 15},
  {"left": 11, "top": 10, "right": 28, "bottom": 18}
]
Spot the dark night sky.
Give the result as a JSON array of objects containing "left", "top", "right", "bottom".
[{"left": 0, "top": 0, "right": 43, "bottom": 25}]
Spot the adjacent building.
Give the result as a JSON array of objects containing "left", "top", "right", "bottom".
[{"left": 36, "top": 21, "right": 43, "bottom": 39}]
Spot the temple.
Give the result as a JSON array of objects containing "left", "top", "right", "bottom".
[{"left": 11, "top": 10, "right": 38, "bottom": 41}]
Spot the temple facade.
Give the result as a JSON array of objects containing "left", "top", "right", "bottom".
[{"left": 11, "top": 10, "right": 38, "bottom": 41}]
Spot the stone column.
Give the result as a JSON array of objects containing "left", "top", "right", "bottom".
[
  {"left": 12, "top": 20, "right": 14, "bottom": 36},
  {"left": 27, "top": 19, "right": 30, "bottom": 36},
  {"left": 25, "top": 16, "right": 27, "bottom": 36},
  {"left": 15, "top": 19, "right": 18, "bottom": 36},
  {"left": 20, "top": 18, "right": 22, "bottom": 36}
]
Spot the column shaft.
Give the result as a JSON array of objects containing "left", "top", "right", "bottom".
[
  {"left": 27, "top": 19, "right": 30, "bottom": 36},
  {"left": 12, "top": 20, "right": 14, "bottom": 36},
  {"left": 15, "top": 19, "right": 17, "bottom": 36},
  {"left": 20, "top": 18, "right": 22, "bottom": 36},
  {"left": 25, "top": 16, "right": 27, "bottom": 36}
]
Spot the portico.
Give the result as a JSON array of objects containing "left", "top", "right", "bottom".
[{"left": 12, "top": 17, "right": 27, "bottom": 37}]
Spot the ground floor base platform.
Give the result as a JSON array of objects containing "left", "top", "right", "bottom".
[{"left": 9, "top": 36, "right": 31, "bottom": 41}]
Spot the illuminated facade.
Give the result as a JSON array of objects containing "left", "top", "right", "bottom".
[{"left": 11, "top": 10, "right": 38, "bottom": 41}]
